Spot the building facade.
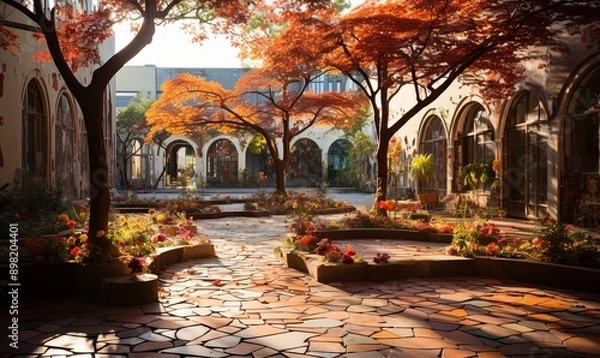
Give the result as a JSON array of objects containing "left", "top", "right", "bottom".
[
  {"left": 115, "top": 65, "right": 359, "bottom": 191},
  {"left": 0, "top": 6, "right": 116, "bottom": 199},
  {"left": 116, "top": 41, "right": 600, "bottom": 225}
]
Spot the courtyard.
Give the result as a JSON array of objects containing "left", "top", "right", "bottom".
[{"left": 2, "top": 189, "right": 600, "bottom": 357}]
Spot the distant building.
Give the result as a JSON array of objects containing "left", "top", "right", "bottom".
[
  {"left": 115, "top": 65, "right": 360, "bottom": 191},
  {"left": 0, "top": 5, "right": 116, "bottom": 199}
]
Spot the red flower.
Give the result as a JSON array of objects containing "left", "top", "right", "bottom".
[
  {"left": 70, "top": 247, "right": 80, "bottom": 258},
  {"left": 341, "top": 253, "right": 354, "bottom": 264},
  {"left": 66, "top": 220, "right": 76, "bottom": 229}
]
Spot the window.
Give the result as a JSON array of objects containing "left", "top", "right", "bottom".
[
  {"left": 22, "top": 80, "right": 47, "bottom": 180},
  {"left": 419, "top": 116, "right": 447, "bottom": 192},
  {"left": 55, "top": 93, "right": 76, "bottom": 196}
]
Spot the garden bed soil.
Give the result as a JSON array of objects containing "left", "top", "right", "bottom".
[{"left": 276, "top": 250, "right": 600, "bottom": 294}]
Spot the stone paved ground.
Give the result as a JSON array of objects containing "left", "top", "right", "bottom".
[{"left": 4, "top": 214, "right": 600, "bottom": 358}]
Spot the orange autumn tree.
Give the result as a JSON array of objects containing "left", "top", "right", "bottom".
[
  {"left": 146, "top": 69, "right": 367, "bottom": 193},
  {"left": 281, "top": 0, "right": 600, "bottom": 206},
  {"left": 0, "top": 0, "right": 325, "bottom": 260}
]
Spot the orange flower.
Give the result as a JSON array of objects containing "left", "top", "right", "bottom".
[
  {"left": 532, "top": 237, "right": 542, "bottom": 246},
  {"left": 485, "top": 243, "right": 499, "bottom": 255}
]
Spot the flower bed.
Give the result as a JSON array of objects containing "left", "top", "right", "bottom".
[
  {"left": 3, "top": 242, "right": 215, "bottom": 302},
  {"left": 275, "top": 249, "right": 600, "bottom": 293}
]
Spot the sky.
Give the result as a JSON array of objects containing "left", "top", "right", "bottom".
[
  {"left": 114, "top": 1, "right": 364, "bottom": 68},
  {"left": 114, "top": 22, "right": 243, "bottom": 68}
]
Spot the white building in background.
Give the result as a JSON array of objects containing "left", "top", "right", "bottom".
[
  {"left": 0, "top": 5, "right": 116, "bottom": 199},
  {"left": 115, "top": 65, "right": 361, "bottom": 192}
]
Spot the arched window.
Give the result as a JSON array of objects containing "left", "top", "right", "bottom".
[
  {"left": 22, "top": 79, "right": 48, "bottom": 180},
  {"left": 463, "top": 104, "right": 495, "bottom": 166},
  {"left": 290, "top": 138, "right": 322, "bottom": 181},
  {"left": 419, "top": 116, "right": 447, "bottom": 192},
  {"left": 55, "top": 93, "right": 76, "bottom": 196},
  {"left": 207, "top": 139, "right": 238, "bottom": 183},
  {"left": 565, "top": 66, "right": 600, "bottom": 173},
  {"left": 505, "top": 91, "right": 548, "bottom": 218},
  {"left": 327, "top": 139, "right": 350, "bottom": 186}
]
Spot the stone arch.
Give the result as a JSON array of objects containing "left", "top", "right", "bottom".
[
  {"left": 206, "top": 137, "right": 239, "bottom": 186},
  {"left": 289, "top": 138, "right": 322, "bottom": 186},
  {"left": 326, "top": 138, "right": 351, "bottom": 186}
]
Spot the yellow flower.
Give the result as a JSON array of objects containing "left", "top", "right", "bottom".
[
  {"left": 292, "top": 202, "right": 299, "bottom": 209},
  {"left": 329, "top": 220, "right": 337, "bottom": 228},
  {"left": 119, "top": 216, "right": 127, "bottom": 224},
  {"left": 57, "top": 213, "right": 69, "bottom": 223},
  {"left": 79, "top": 234, "right": 88, "bottom": 243}
]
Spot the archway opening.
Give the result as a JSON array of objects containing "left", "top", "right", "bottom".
[
  {"left": 289, "top": 138, "right": 322, "bottom": 187},
  {"left": 327, "top": 139, "right": 350, "bottom": 186},
  {"left": 166, "top": 141, "right": 196, "bottom": 188},
  {"left": 207, "top": 139, "right": 238, "bottom": 187}
]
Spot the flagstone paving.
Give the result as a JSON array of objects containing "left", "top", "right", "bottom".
[{"left": 4, "top": 214, "right": 600, "bottom": 357}]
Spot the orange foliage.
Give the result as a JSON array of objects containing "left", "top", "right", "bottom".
[{"left": 0, "top": 25, "right": 20, "bottom": 52}]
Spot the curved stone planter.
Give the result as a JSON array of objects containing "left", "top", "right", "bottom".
[
  {"left": 276, "top": 250, "right": 600, "bottom": 294},
  {"left": 7, "top": 243, "right": 216, "bottom": 303},
  {"left": 101, "top": 274, "right": 158, "bottom": 306},
  {"left": 316, "top": 228, "right": 453, "bottom": 244}
]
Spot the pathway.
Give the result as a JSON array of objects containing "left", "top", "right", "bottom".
[{"left": 5, "top": 214, "right": 600, "bottom": 357}]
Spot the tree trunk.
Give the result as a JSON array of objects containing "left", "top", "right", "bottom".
[
  {"left": 375, "top": 140, "right": 389, "bottom": 204},
  {"left": 273, "top": 159, "right": 286, "bottom": 194},
  {"left": 80, "top": 94, "right": 114, "bottom": 260}
]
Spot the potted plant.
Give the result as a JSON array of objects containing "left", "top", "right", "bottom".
[{"left": 410, "top": 153, "right": 433, "bottom": 197}]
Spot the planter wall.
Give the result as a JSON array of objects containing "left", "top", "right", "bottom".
[
  {"left": 277, "top": 250, "right": 600, "bottom": 293},
  {"left": 9, "top": 243, "right": 216, "bottom": 303},
  {"left": 316, "top": 229, "right": 453, "bottom": 244}
]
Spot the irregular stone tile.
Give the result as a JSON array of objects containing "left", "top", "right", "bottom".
[
  {"left": 467, "top": 315, "right": 516, "bottom": 325},
  {"left": 175, "top": 325, "right": 210, "bottom": 341},
  {"left": 467, "top": 324, "right": 519, "bottom": 340},
  {"left": 45, "top": 335, "right": 95, "bottom": 353},
  {"left": 362, "top": 299, "right": 388, "bottom": 307},
  {"left": 205, "top": 335, "right": 242, "bottom": 348},
  {"left": 346, "top": 344, "right": 390, "bottom": 353},
  {"left": 288, "top": 319, "right": 344, "bottom": 329},
  {"left": 347, "top": 305, "right": 377, "bottom": 313},
  {"left": 344, "top": 352, "right": 387, "bottom": 358},
  {"left": 97, "top": 344, "right": 129, "bottom": 354},
  {"left": 190, "top": 316, "right": 233, "bottom": 329},
  {"left": 379, "top": 337, "right": 457, "bottom": 349},
  {"left": 343, "top": 333, "right": 380, "bottom": 345},
  {"left": 246, "top": 332, "right": 317, "bottom": 351},
  {"left": 224, "top": 342, "right": 263, "bottom": 355},
  {"left": 563, "top": 336, "right": 600, "bottom": 354},
  {"left": 132, "top": 340, "right": 173, "bottom": 352},
  {"left": 440, "top": 349, "right": 477, "bottom": 358},
  {"left": 250, "top": 346, "right": 279, "bottom": 358},
  {"left": 161, "top": 344, "right": 228, "bottom": 357},
  {"left": 308, "top": 341, "right": 345, "bottom": 353}
]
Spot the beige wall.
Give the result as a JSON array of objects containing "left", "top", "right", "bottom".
[{"left": 0, "top": 8, "right": 116, "bottom": 197}]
